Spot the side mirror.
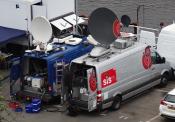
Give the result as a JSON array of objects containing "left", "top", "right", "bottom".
[{"left": 161, "top": 57, "right": 166, "bottom": 63}]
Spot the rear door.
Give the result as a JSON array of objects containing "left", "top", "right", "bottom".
[
  {"left": 10, "top": 57, "right": 21, "bottom": 96},
  {"left": 87, "top": 68, "right": 97, "bottom": 111}
]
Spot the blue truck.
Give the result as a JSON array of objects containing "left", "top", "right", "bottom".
[{"left": 10, "top": 35, "right": 93, "bottom": 102}]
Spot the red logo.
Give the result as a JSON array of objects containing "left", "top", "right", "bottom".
[
  {"left": 113, "top": 19, "right": 121, "bottom": 38},
  {"left": 88, "top": 69, "right": 97, "bottom": 92},
  {"left": 101, "top": 68, "right": 117, "bottom": 88},
  {"left": 142, "top": 47, "right": 152, "bottom": 69}
]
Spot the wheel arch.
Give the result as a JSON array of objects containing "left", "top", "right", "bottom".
[
  {"left": 161, "top": 69, "right": 170, "bottom": 76},
  {"left": 113, "top": 92, "right": 122, "bottom": 101}
]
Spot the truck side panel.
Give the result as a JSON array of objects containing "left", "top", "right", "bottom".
[{"left": 97, "top": 47, "right": 154, "bottom": 107}]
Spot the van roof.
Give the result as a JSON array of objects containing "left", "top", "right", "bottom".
[
  {"left": 72, "top": 42, "right": 147, "bottom": 67},
  {"left": 8, "top": 0, "right": 41, "bottom": 4},
  {"left": 161, "top": 24, "right": 175, "bottom": 35}
]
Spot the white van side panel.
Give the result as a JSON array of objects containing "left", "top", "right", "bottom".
[
  {"left": 97, "top": 47, "right": 153, "bottom": 102},
  {"left": 157, "top": 33, "right": 175, "bottom": 69}
]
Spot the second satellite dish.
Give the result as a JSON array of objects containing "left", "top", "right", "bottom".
[
  {"left": 88, "top": 7, "right": 120, "bottom": 47},
  {"left": 121, "top": 15, "right": 131, "bottom": 27},
  {"left": 31, "top": 16, "right": 53, "bottom": 44}
]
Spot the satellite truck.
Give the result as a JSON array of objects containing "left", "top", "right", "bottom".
[
  {"left": 10, "top": 15, "right": 93, "bottom": 103},
  {"left": 67, "top": 8, "right": 172, "bottom": 113}
]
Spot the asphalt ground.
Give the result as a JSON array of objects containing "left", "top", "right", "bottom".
[{"left": 1, "top": 78, "right": 175, "bottom": 122}]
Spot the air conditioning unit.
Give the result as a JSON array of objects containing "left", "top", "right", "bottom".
[{"left": 114, "top": 39, "right": 133, "bottom": 49}]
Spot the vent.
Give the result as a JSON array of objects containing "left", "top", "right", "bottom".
[{"left": 114, "top": 39, "right": 133, "bottom": 49}]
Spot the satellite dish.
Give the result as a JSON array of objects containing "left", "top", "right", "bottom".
[
  {"left": 88, "top": 7, "right": 120, "bottom": 47},
  {"left": 31, "top": 16, "right": 53, "bottom": 44},
  {"left": 90, "top": 46, "right": 111, "bottom": 57},
  {"left": 121, "top": 15, "right": 131, "bottom": 27}
]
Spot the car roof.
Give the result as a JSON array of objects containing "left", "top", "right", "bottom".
[{"left": 168, "top": 88, "right": 175, "bottom": 95}]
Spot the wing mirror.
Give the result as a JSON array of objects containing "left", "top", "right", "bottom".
[{"left": 161, "top": 57, "right": 166, "bottom": 63}]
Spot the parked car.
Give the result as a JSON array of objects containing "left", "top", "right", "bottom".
[{"left": 160, "top": 88, "right": 175, "bottom": 119}]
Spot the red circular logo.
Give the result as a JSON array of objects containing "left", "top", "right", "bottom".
[
  {"left": 89, "top": 70, "right": 97, "bottom": 92},
  {"left": 142, "top": 47, "right": 152, "bottom": 69},
  {"left": 113, "top": 19, "right": 121, "bottom": 38}
]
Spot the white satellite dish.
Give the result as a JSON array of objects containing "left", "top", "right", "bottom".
[
  {"left": 90, "top": 46, "right": 110, "bottom": 57},
  {"left": 31, "top": 16, "right": 53, "bottom": 44}
]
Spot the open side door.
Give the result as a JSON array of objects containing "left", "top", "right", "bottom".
[
  {"left": 10, "top": 57, "right": 21, "bottom": 96},
  {"left": 87, "top": 68, "right": 97, "bottom": 111}
]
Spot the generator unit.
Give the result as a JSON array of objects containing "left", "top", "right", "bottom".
[{"left": 10, "top": 16, "right": 93, "bottom": 102}]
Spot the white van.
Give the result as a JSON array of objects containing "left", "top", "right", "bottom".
[
  {"left": 157, "top": 24, "right": 175, "bottom": 75},
  {"left": 68, "top": 38, "right": 171, "bottom": 112}
]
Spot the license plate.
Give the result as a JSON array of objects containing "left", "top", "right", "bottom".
[
  {"left": 167, "top": 105, "right": 175, "bottom": 110},
  {"left": 168, "top": 106, "right": 175, "bottom": 110}
]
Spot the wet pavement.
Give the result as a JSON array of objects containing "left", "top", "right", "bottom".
[{"left": 1, "top": 78, "right": 175, "bottom": 122}]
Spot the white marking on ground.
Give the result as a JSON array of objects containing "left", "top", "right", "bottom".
[
  {"left": 124, "top": 116, "right": 128, "bottom": 120},
  {"left": 119, "top": 115, "right": 129, "bottom": 120},
  {"left": 146, "top": 113, "right": 160, "bottom": 122},
  {"left": 99, "top": 113, "right": 107, "bottom": 116},
  {"left": 119, "top": 116, "right": 124, "bottom": 119},
  {"left": 155, "top": 89, "right": 169, "bottom": 93}
]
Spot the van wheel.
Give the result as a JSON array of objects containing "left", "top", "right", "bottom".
[
  {"left": 160, "top": 74, "right": 168, "bottom": 87},
  {"left": 68, "top": 106, "right": 78, "bottom": 116},
  {"left": 111, "top": 96, "right": 121, "bottom": 110}
]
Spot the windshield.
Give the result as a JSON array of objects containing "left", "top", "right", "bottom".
[{"left": 165, "top": 94, "right": 175, "bottom": 103}]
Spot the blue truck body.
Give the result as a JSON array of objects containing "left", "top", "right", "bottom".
[{"left": 10, "top": 36, "right": 93, "bottom": 101}]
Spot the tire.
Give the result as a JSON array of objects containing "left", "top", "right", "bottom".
[
  {"left": 160, "top": 74, "right": 168, "bottom": 87},
  {"left": 68, "top": 106, "right": 78, "bottom": 116},
  {"left": 111, "top": 96, "right": 121, "bottom": 110}
]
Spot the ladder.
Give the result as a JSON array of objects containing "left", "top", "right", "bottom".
[
  {"left": 55, "top": 60, "right": 67, "bottom": 105},
  {"left": 56, "top": 61, "right": 64, "bottom": 83}
]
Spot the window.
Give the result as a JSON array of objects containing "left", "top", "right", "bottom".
[
  {"left": 165, "top": 94, "right": 175, "bottom": 103},
  {"left": 151, "top": 51, "right": 161, "bottom": 64}
]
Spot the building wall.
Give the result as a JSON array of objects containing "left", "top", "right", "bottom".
[{"left": 78, "top": 0, "right": 175, "bottom": 28}]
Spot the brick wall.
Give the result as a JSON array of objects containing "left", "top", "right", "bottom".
[{"left": 78, "top": 0, "right": 175, "bottom": 28}]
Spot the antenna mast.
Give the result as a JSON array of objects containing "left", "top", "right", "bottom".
[{"left": 74, "top": 0, "right": 78, "bottom": 34}]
